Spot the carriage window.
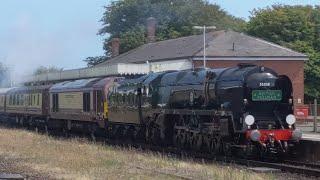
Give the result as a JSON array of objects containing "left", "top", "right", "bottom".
[
  {"left": 114, "top": 94, "right": 118, "bottom": 105},
  {"left": 16, "top": 95, "right": 19, "bottom": 105},
  {"left": 116, "top": 94, "right": 120, "bottom": 104},
  {"left": 131, "top": 94, "right": 135, "bottom": 105},
  {"left": 108, "top": 94, "right": 113, "bottom": 105},
  {"left": 37, "top": 94, "right": 40, "bottom": 106},
  {"left": 128, "top": 94, "right": 132, "bottom": 105},
  {"left": 143, "top": 86, "right": 147, "bottom": 95},
  {"left": 19, "top": 95, "right": 22, "bottom": 105},
  {"left": 52, "top": 93, "right": 59, "bottom": 112},
  {"left": 21, "top": 95, "right": 24, "bottom": 105},
  {"left": 119, "top": 94, "right": 122, "bottom": 105},
  {"left": 13, "top": 95, "right": 15, "bottom": 105},
  {"left": 118, "top": 94, "right": 122, "bottom": 105},
  {"left": 111, "top": 94, "right": 115, "bottom": 105},
  {"left": 134, "top": 94, "right": 137, "bottom": 105},
  {"left": 123, "top": 94, "right": 126, "bottom": 104},
  {"left": 83, "top": 92, "right": 90, "bottom": 112}
]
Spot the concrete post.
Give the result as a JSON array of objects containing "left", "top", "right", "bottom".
[{"left": 314, "top": 98, "right": 318, "bottom": 132}]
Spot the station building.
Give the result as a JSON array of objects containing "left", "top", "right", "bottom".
[{"left": 97, "top": 26, "right": 308, "bottom": 105}]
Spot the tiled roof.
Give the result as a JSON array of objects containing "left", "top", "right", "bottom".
[{"left": 97, "top": 30, "right": 307, "bottom": 66}]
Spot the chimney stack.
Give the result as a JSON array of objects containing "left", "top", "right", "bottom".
[
  {"left": 110, "top": 38, "right": 120, "bottom": 57},
  {"left": 147, "top": 17, "right": 156, "bottom": 43}
]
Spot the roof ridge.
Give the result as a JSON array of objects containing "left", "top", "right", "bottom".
[
  {"left": 233, "top": 31, "right": 307, "bottom": 56},
  {"left": 148, "top": 30, "right": 226, "bottom": 45}
]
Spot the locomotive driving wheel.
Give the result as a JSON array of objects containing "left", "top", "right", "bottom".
[
  {"left": 173, "top": 129, "right": 186, "bottom": 149},
  {"left": 173, "top": 129, "right": 179, "bottom": 147},
  {"left": 190, "top": 133, "right": 202, "bottom": 151},
  {"left": 209, "top": 137, "right": 217, "bottom": 155},
  {"left": 151, "top": 125, "right": 161, "bottom": 145},
  {"left": 146, "top": 122, "right": 161, "bottom": 145}
]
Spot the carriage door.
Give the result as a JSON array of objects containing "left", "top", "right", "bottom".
[{"left": 95, "top": 90, "right": 105, "bottom": 118}]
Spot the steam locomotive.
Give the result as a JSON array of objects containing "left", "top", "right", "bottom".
[{"left": 0, "top": 64, "right": 302, "bottom": 158}]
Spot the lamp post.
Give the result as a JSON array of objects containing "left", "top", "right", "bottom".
[
  {"left": 314, "top": 98, "right": 318, "bottom": 132},
  {"left": 193, "top": 25, "right": 216, "bottom": 68}
]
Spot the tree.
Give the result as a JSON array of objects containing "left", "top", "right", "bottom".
[
  {"left": 99, "top": 0, "right": 246, "bottom": 55},
  {"left": 247, "top": 5, "right": 320, "bottom": 101},
  {"left": 84, "top": 56, "right": 107, "bottom": 67},
  {"left": 33, "top": 66, "right": 63, "bottom": 75}
]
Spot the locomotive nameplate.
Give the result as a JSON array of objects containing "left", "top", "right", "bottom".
[{"left": 252, "top": 90, "right": 282, "bottom": 101}]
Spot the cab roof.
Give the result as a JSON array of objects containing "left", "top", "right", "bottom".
[{"left": 50, "top": 78, "right": 101, "bottom": 93}]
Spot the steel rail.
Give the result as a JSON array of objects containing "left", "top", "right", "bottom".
[{"left": 284, "top": 160, "right": 320, "bottom": 170}]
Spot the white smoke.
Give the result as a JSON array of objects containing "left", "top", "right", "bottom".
[{"left": 0, "top": 3, "right": 105, "bottom": 85}]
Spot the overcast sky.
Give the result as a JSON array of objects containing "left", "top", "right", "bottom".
[{"left": 0, "top": 0, "right": 318, "bottom": 78}]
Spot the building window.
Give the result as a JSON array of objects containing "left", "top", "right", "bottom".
[
  {"left": 83, "top": 92, "right": 90, "bottom": 112},
  {"left": 52, "top": 93, "right": 59, "bottom": 112}
]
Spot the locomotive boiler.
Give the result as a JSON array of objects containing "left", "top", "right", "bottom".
[{"left": 108, "top": 64, "right": 301, "bottom": 157}]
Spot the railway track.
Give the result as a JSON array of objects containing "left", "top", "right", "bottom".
[
  {"left": 106, "top": 139, "right": 320, "bottom": 178},
  {"left": 284, "top": 160, "right": 320, "bottom": 170},
  {"left": 2, "top": 123, "right": 320, "bottom": 178},
  {"left": 242, "top": 159, "right": 320, "bottom": 177}
]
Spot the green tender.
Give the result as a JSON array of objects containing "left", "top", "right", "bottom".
[{"left": 251, "top": 90, "right": 282, "bottom": 101}]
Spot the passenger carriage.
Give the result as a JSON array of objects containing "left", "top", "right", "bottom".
[{"left": 5, "top": 85, "right": 51, "bottom": 126}]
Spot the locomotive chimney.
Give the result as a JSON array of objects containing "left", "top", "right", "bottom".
[
  {"left": 110, "top": 38, "right": 120, "bottom": 57},
  {"left": 147, "top": 17, "right": 156, "bottom": 43}
]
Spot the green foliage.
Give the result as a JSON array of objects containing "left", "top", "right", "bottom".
[
  {"left": 289, "top": 41, "right": 320, "bottom": 101},
  {"left": 33, "top": 66, "right": 63, "bottom": 75},
  {"left": 113, "top": 26, "right": 147, "bottom": 54},
  {"left": 84, "top": 56, "right": 107, "bottom": 67},
  {"left": 99, "top": 0, "right": 246, "bottom": 54},
  {"left": 247, "top": 5, "right": 320, "bottom": 101}
]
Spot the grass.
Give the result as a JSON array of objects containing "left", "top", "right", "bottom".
[{"left": 0, "top": 127, "right": 278, "bottom": 180}]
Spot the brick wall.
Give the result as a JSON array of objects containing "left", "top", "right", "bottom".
[{"left": 193, "top": 60, "right": 305, "bottom": 105}]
